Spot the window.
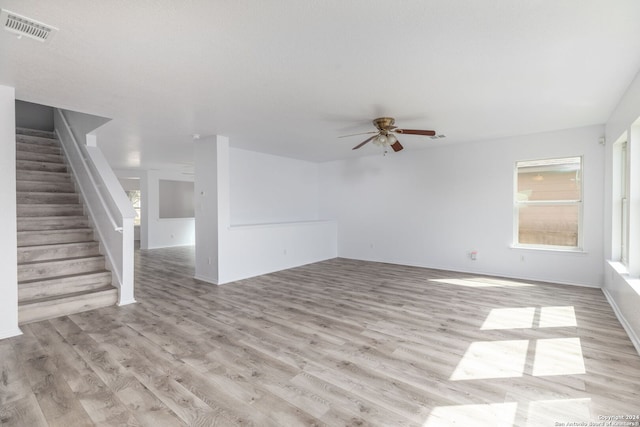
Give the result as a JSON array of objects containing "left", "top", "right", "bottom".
[
  {"left": 612, "top": 136, "right": 630, "bottom": 264},
  {"left": 126, "top": 190, "right": 141, "bottom": 226},
  {"left": 618, "top": 141, "right": 629, "bottom": 264},
  {"left": 514, "top": 157, "right": 582, "bottom": 249}
]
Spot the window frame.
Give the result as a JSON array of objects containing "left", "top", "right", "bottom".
[
  {"left": 513, "top": 156, "right": 584, "bottom": 252},
  {"left": 616, "top": 140, "right": 630, "bottom": 264}
]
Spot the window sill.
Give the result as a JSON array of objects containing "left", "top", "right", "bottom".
[
  {"left": 510, "top": 244, "right": 588, "bottom": 255},
  {"left": 607, "top": 260, "right": 629, "bottom": 276}
]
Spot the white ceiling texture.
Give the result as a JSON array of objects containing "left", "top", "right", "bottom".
[{"left": 2, "top": 1, "right": 640, "bottom": 171}]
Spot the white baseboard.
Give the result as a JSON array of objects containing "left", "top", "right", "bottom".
[
  {"left": 0, "top": 327, "right": 22, "bottom": 340},
  {"left": 117, "top": 298, "right": 137, "bottom": 306},
  {"left": 194, "top": 274, "right": 220, "bottom": 285},
  {"left": 340, "top": 256, "right": 602, "bottom": 288},
  {"left": 602, "top": 288, "right": 640, "bottom": 357}
]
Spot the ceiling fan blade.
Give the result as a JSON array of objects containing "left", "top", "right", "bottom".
[
  {"left": 338, "top": 131, "right": 378, "bottom": 138},
  {"left": 352, "top": 135, "right": 377, "bottom": 150},
  {"left": 394, "top": 129, "right": 436, "bottom": 136},
  {"left": 390, "top": 141, "right": 403, "bottom": 152}
]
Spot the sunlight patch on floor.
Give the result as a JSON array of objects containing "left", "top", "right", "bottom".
[
  {"left": 422, "top": 398, "right": 592, "bottom": 427},
  {"left": 450, "top": 340, "right": 529, "bottom": 380},
  {"left": 526, "top": 398, "right": 591, "bottom": 426},
  {"left": 539, "top": 306, "right": 577, "bottom": 328},
  {"left": 532, "top": 338, "right": 585, "bottom": 376},
  {"left": 481, "top": 307, "right": 536, "bottom": 330},
  {"left": 481, "top": 306, "right": 577, "bottom": 330},
  {"left": 423, "top": 402, "right": 518, "bottom": 427}
]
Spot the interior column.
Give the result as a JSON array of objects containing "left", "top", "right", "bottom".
[{"left": 194, "top": 135, "right": 230, "bottom": 284}]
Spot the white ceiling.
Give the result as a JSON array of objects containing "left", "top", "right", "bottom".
[{"left": 2, "top": 1, "right": 640, "bottom": 170}]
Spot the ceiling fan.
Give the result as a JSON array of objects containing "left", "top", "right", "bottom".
[{"left": 340, "top": 117, "right": 438, "bottom": 152}]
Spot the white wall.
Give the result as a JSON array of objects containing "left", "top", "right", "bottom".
[
  {"left": 320, "top": 125, "right": 605, "bottom": 287},
  {"left": 195, "top": 138, "right": 337, "bottom": 285},
  {"left": 223, "top": 148, "right": 335, "bottom": 282},
  {"left": 222, "top": 221, "right": 337, "bottom": 282},
  {"left": 61, "top": 109, "right": 110, "bottom": 145},
  {"left": 115, "top": 169, "right": 196, "bottom": 249},
  {"left": 603, "top": 68, "right": 640, "bottom": 354},
  {"left": 230, "top": 148, "right": 319, "bottom": 225},
  {"left": 144, "top": 170, "right": 195, "bottom": 249},
  {"left": 118, "top": 178, "right": 140, "bottom": 192},
  {"left": 159, "top": 180, "right": 195, "bottom": 219},
  {"left": 0, "top": 86, "right": 20, "bottom": 339},
  {"left": 15, "top": 100, "right": 53, "bottom": 131}
]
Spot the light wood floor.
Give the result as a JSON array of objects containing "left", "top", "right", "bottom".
[{"left": 2, "top": 247, "right": 640, "bottom": 426}]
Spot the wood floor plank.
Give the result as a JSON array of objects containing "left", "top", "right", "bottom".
[
  {"left": 26, "top": 320, "right": 139, "bottom": 426},
  {"left": 2, "top": 247, "right": 640, "bottom": 426},
  {"left": 48, "top": 317, "right": 181, "bottom": 426},
  {"left": 0, "top": 341, "right": 32, "bottom": 406},
  {"left": 0, "top": 393, "right": 48, "bottom": 427},
  {"left": 11, "top": 325, "right": 96, "bottom": 427}
]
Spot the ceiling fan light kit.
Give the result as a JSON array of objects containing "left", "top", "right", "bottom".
[{"left": 341, "top": 117, "right": 439, "bottom": 153}]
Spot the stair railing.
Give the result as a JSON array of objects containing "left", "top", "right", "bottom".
[{"left": 54, "top": 108, "right": 136, "bottom": 305}]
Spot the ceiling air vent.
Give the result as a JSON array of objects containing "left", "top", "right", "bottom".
[{"left": 1, "top": 9, "right": 57, "bottom": 42}]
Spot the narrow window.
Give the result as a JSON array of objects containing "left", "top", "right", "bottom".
[
  {"left": 619, "top": 141, "right": 629, "bottom": 264},
  {"left": 126, "top": 190, "right": 141, "bottom": 226},
  {"left": 515, "top": 157, "right": 582, "bottom": 249}
]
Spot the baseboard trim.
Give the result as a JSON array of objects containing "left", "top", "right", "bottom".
[
  {"left": 0, "top": 327, "right": 23, "bottom": 340},
  {"left": 602, "top": 288, "right": 640, "bottom": 357},
  {"left": 339, "top": 256, "right": 602, "bottom": 288},
  {"left": 194, "top": 274, "right": 220, "bottom": 285}
]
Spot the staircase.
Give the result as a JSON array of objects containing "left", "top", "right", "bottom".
[{"left": 16, "top": 127, "right": 118, "bottom": 324}]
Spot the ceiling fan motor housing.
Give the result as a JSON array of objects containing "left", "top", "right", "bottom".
[{"left": 373, "top": 117, "right": 395, "bottom": 131}]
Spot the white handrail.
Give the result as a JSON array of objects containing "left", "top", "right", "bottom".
[
  {"left": 54, "top": 108, "right": 136, "bottom": 306},
  {"left": 55, "top": 109, "right": 123, "bottom": 232}
]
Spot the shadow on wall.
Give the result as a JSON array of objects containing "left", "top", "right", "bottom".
[{"left": 15, "top": 100, "right": 54, "bottom": 131}]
